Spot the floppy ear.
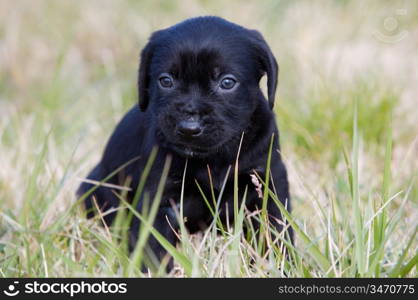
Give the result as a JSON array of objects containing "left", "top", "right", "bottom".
[
  {"left": 138, "top": 42, "right": 154, "bottom": 111},
  {"left": 250, "top": 30, "right": 279, "bottom": 109}
]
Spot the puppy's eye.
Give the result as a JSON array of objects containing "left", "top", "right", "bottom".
[
  {"left": 159, "top": 75, "right": 174, "bottom": 88},
  {"left": 220, "top": 77, "right": 236, "bottom": 90}
]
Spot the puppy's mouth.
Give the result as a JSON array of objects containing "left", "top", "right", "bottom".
[
  {"left": 170, "top": 143, "right": 218, "bottom": 158},
  {"left": 157, "top": 123, "right": 229, "bottom": 158}
]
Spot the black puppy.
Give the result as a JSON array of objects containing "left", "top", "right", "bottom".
[{"left": 78, "top": 16, "right": 292, "bottom": 269}]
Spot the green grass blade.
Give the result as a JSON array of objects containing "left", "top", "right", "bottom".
[{"left": 351, "top": 97, "right": 365, "bottom": 276}]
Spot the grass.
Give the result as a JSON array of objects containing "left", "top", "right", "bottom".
[{"left": 0, "top": 0, "right": 417, "bottom": 277}]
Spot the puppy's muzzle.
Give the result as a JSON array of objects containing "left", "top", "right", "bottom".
[{"left": 177, "top": 119, "right": 203, "bottom": 138}]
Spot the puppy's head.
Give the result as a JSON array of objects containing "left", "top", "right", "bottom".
[{"left": 138, "top": 16, "right": 278, "bottom": 158}]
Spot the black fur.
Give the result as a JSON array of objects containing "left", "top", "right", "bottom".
[{"left": 77, "top": 16, "right": 292, "bottom": 270}]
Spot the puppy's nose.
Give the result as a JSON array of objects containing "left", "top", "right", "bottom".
[{"left": 178, "top": 120, "right": 202, "bottom": 137}]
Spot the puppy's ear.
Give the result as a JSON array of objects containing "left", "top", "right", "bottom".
[
  {"left": 250, "top": 30, "right": 279, "bottom": 109},
  {"left": 138, "top": 41, "right": 154, "bottom": 111}
]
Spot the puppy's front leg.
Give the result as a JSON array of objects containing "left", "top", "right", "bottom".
[
  {"left": 246, "top": 163, "right": 293, "bottom": 248},
  {"left": 269, "top": 159, "right": 293, "bottom": 244},
  {"left": 129, "top": 206, "right": 178, "bottom": 272}
]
